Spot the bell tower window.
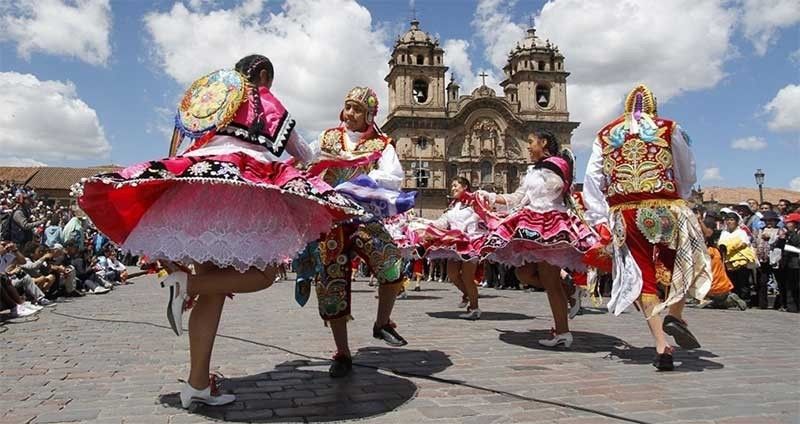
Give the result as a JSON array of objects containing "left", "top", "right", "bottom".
[
  {"left": 536, "top": 85, "right": 551, "bottom": 107},
  {"left": 416, "top": 55, "right": 424, "bottom": 65},
  {"left": 413, "top": 79, "right": 429, "bottom": 104}
]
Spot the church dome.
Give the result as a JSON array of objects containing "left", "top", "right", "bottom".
[
  {"left": 510, "top": 27, "right": 562, "bottom": 58},
  {"left": 397, "top": 20, "right": 436, "bottom": 46}
]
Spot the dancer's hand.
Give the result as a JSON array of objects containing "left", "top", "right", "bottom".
[{"left": 475, "top": 190, "right": 496, "bottom": 205}]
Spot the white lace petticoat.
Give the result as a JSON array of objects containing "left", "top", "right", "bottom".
[{"left": 122, "top": 183, "right": 333, "bottom": 272}]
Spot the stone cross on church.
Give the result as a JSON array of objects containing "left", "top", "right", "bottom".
[{"left": 478, "top": 72, "right": 488, "bottom": 86}]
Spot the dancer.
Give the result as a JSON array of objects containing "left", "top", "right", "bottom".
[
  {"left": 417, "top": 177, "right": 490, "bottom": 320},
  {"left": 582, "top": 84, "right": 711, "bottom": 371},
  {"left": 478, "top": 130, "right": 594, "bottom": 345},
  {"left": 301, "top": 86, "right": 416, "bottom": 377},
  {"left": 78, "top": 55, "right": 363, "bottom": 407}
]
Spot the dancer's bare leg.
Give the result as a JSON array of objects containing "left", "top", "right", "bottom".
[
  {"left": 329, "top": 317, "right": 350, "bottom": 357},
  {"left": 515, "top": 263, "right": 542, "bottom": 289},
  {"left": 667, "top": 298, "right": 686, "bottom": 321},
  {"left": 446, "top": 260, "right": 466, "bottom": 298},
  {"left": 538, "top": 262, "right": 569, "bottom": 335},
  {"left": 376, "top": 283, "right": 400, "bottom": 327},
  {"left": 460, "top": 261, "right": 479, "bottom": 310},
  {"left": 187, "top": 264, "right": 277, "bottom": 296},
  {"left": 184, "top": 263, "right": 277, "bottom": 390},
  {"left": 187, "top": 293, "right": 225, "bottom": 389},
  {"left": 640, "top": 297, "right": 670, "bottom": 354}
]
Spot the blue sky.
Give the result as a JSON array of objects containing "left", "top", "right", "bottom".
[{"left": 1, "top": 0, "right": 798, "bottom": 191}]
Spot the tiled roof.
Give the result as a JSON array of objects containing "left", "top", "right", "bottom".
[
  {"left": 700, "top": 186, "right": 799, "bottom": 205},
  {"left": 0, "top": 166, "right": 121, "bottom": 191},
  {"left": 0, "top": 167, "right": 40, "bottom": 184},
  {"left": 27, "top": 166, "right": 121, "bottom": 190}
]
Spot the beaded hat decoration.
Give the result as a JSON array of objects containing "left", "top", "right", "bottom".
[
  {"left": 623, "top": 84, "right": 658, "bottom": 135},
  {"left": 175, "top": 69, "right": 248, "bottom": 139},
  {"left": 341, "top": 86, "right": 379, "bottom": 125}
]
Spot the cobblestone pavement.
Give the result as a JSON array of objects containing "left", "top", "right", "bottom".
[{"left": 2, "top": 273, "right": 799, "bottom": 424}]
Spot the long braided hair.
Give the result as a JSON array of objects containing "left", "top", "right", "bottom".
[{"left": 234, "top": 54, "right": 274, "bottom": 139}]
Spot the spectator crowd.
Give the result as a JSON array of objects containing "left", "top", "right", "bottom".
[
  {"left": 3, "top": 177, "right": 798, "bottom": 322},
  {"left": 1, "top": 181, "right": 134, "bottom": 320}
]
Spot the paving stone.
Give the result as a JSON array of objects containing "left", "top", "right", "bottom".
[{"left": 1, "top": 274, "right": 797, "bottom": 424}]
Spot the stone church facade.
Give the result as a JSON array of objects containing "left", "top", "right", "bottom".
[{"left": 381, "top": 20, "right": 579, "bottom": 217}]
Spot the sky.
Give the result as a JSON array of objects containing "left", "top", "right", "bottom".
[{"left": 0, "top": 0, "right": 798, "bottom": 191}]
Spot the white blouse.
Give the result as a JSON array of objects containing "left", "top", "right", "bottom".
[
  {"left": 430, "top": 201, "right": 486, "bottom": 236},
  {"left": 499, "top": 166, "right": 567, "bottom": 213}
]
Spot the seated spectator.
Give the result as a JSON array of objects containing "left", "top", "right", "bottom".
[
  {"left": 0, "top": 241, "right": 52, "bottom": 306},
  {"left": 64, "top": 241, "right": 110, "bottom": 294},
  {"left": 701, "top": 221, "right": 747, "bottom": 310},
  {"left": 18, "top": 242, "right": 58, "bottom": 296},
  {"left": 96, "top": 244, "right": 128, "bottom": 285},
  {"left": 49, "top": 243, "right": 82, "bottom": 297},
  {"left": 0, "top": 273, "right": 41, "bottom": 318}
]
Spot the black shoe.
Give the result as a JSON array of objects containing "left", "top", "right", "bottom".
[
  {"left": 413, "top": 286, "right": 421, "bottom": 292},
  {"left": 329, "top": 354, "right": 352, "bottom": 378},
  {"left": 372, "top": 323, "right": 408, "bottom": 347},
  {"left": 662, "top": 315, "right": 701, "bottom": 349},
  {"left": 653, "top": 350, "right": 674, "bottom": 371}
]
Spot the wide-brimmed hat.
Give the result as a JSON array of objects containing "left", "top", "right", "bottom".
[{"left": 761, "top": 210, "right": 780, "bottom": 222}]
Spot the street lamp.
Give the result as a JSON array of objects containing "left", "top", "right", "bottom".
[{"left": 754, "top": 168, "right": 765, "bottom": 204}]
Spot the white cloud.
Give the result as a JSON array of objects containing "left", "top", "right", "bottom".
[
  {"left": 703, "top": 167, "right": 724, "bottom": 181},
  {"left": 0, "top": 72, "right": 111, "bottom": 162},
  {"left": 0, "top": 0, "right": 112, "bottom": 66},
  {"left": 764, "top": 84, "right": 800, "bottom": 132},
  {"left": 790, "top": 177, "right": 800, "bottom": 192},
  {"left": 530, "top": 0, "right": 737, "bottom": 149},
  {"left": 790, "top": 48, "right": 800, "bottom": 64},
  {"left": 741, "top": 0, "right": 800, "bottom": 56},
  {"left": 143, "top": 0, "right": 391, "bottom": 137},
  {"left": 731, "top": 136, "right": 768, "bottom": 150},
  {"left": 789, "top": 177, "right": 800, "bottom": 191},
  {"left": 0, "top": 157, "right": 48, "bottom": 167},
  {"left": 442, "top": 38, "right": 502, "bottom": 94},
  {"left": 472, "top": 0, "right": 525, "bottom": 70}
]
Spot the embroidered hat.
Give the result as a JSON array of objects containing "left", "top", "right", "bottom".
[
  {"left": 623, "top": 84, "right": 658, "bottom": 135},
  {"left": 340, "top": 86, "right": 379, "bottom": 125}
]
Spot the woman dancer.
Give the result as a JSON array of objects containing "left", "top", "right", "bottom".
[
  {"left": 78, "top": 55, "right": 362, "bottom": 407},
  {"left": 418, "top": 177, "right": 490, "bottom": 320},
  {"left": 478, "top": 130, "right": 594, "bottom": 347}
]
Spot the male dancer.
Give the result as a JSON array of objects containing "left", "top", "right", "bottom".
[
  {"left": 582, "top": 85, "right": 711, "bottom": 370},
  {"left": 300, "top": 87, "right": 415, "bottom": 377}
]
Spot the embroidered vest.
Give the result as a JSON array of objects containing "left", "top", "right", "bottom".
[
  {"left": 318, "top": 127, "right": 391, "bottom": 186},
  {"left": 598, "top": 115, "right": 679, "bottom": 206}
]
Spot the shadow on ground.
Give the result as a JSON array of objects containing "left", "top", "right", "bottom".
[
  {"left": 427, "top": 311, "right": 537, "bottom": 321},
  {"left": 498, "top": 329, "right": 723, "bottom": 372},
  {"left": 158, "top": 347, "right": 452, "bottom": 422}
]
